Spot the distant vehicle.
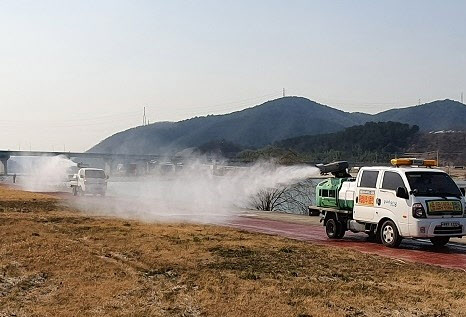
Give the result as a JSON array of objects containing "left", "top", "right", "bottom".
[
  {"left": 70, "top": 168, "right": 108, "bottom": 196},
  {"left": 310, "top": 159, "right": 466, "bottom": 248}
]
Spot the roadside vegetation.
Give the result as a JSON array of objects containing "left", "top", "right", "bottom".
[{"left": 1, "top": 186, "right": 465, "bottom": 317}]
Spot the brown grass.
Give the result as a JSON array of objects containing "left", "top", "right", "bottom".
[{"left": 0, "top": 186, "right": 465, "bottom": 317}]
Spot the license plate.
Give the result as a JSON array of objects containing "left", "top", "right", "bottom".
[
  {"left": 427, "top": 201, "right": 462, "bottom": 212},
  {"left": 441, "top": 222, "right": 460, "bottom": 228}
]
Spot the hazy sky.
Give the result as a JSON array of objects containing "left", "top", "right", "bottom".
[{"left": 1, "top": 0, "right": 465, "bottom": 152}]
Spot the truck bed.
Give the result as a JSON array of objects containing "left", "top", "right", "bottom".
[{"left": 308, "top": 205, "right": 353, "bottom": 215}]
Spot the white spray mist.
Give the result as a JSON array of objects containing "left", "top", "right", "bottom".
[
  {"left": 70, "top": 160, "right": 319, "bottom": 224},
  {"left": 18, "top": 155, "right": 76, "bottom": 192}
]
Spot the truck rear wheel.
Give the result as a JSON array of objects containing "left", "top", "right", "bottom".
[
  {"left": 430, "top": 237, "right": 450, "bottom": 247},
  {"left": 336, "top": 225, "right": 345, "bottom": 238},
  {"left": 367, "top": 230, "right": 381, "bottom": 243},
  {"left": 380, "top": 220, "right": 402, "bottom": 248},
  {"left": 326, "top": 219, "right": 343, "bottom": 239}
]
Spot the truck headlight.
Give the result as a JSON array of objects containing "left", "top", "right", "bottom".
[{"left": 412, "top": 203, "right": 426, "bottom": 218}]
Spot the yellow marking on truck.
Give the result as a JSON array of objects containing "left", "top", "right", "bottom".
[
  {"left": 427, "top": 200, "right": 462, "bottom": 212},
  {"left": 359, "top": 194, "right": 375, "bottom": 206}
]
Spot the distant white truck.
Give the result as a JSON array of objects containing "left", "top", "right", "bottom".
[{"left": 70, "top": 168, "right": 108, "bottom": 196}]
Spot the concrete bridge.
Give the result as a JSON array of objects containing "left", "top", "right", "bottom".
[{"left": 0, "top": 150, "right": 186, "bottom": 175}]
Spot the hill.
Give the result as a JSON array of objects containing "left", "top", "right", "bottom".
[
  {"left": 372, "top": 99, "right": 466, "bottom": 131},
  {"left": 242, "top": 124, "right": 466, "bottom": 165},
  {"left": 88, "top": 97, "right": 466, "bottom": 155},
  {"left": 407, "top": 131, "right": 466, "bottom": 166},
  {"left": 89, "top": 97, "right": 365, "bottom": 154},
  {"left": 240, "top": 122, "right": 419, "bottom": 164}
]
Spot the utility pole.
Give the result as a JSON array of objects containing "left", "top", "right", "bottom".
[
  {"left": 282, "top": 88, "right": 285, "bottom": 97},
  {"left": 461, "top": 92, "right": 464, "bottom": 104},
  {"left": 142, "top": 107, "right": 146, "bottom": 126},
  {"left": 418, "top": 98, "right": 421, "bottom": 106}
]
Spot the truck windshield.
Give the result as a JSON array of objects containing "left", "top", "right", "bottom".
[
  {"left": 85, "top": 170, "right": 106, "bottom": 179},
  {"left": 405, "top": 172, "right": 461, "bottom": 197}
]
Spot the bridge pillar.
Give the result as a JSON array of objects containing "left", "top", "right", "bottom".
[
  {"left": 104, "top": 159, "right": 113, "bottom": 176},
  {"left": 0, "top": 155, "right": 10, "bottom": 175}
]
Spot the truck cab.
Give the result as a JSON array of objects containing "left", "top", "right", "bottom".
[
  {"left": 318, "top": 159, "right": 466, "bottom": 247},
  {"left": 70, "top": 168, "right": 108, "bottom": 196}
]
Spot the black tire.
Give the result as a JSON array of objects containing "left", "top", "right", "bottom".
[
  {"left": 367, "top": 230, "right": 381, "bottom": 243},
  {"left": 380, "top": 220, "right": 402, "bottom": 248},
  {"left": 72, "top": 187, "right": 77, "bottom": 196},
  {"left": 326, "top": 218, "right": 342, "bottom": 239},
  {"left": 430, "top": 237, "right": 450, "bottom": 247},
  {"left": 336, "top": 224, "right": 346, "bottom": 239}
]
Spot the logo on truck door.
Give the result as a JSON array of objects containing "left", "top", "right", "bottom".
[{"left": 359, "top": 190, "right": 375, "bottom": 206}]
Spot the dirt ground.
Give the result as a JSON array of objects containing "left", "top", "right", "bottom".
[{"left": 1, "top": 186, "right": 466, "bottom": 317}]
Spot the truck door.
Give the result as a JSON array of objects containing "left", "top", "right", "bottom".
[
  {"left": 354, "top": 170, "right": 379, "bottom": 222},
  {"left": 377, "top": 171, "right": 410, "bottom": 236}
]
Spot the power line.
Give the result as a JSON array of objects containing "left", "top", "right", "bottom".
[
  {"left": 0, "top": 110, "right": 141, "bottom": 124},
  {"left": 156, "top": 91, "right": 281, "bottom": 113}
]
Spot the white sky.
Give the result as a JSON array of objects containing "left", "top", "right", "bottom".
[{"left": 1, "top": 0, "right": 465, "bottom": 152}]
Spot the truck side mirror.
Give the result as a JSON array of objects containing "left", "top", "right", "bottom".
[
  {"left": 461, "top": 188, "right": 465, "bottom": 196},
  {"left": 79, "top": 174, "right": 84, "bottom": 179},
  {"left": 396, "top": 187, "right": 409, "bottom": 199}
]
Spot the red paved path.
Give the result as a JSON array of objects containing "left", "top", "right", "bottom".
[{"left": 227, "top": 216, "right": 466, "bottom": 271}]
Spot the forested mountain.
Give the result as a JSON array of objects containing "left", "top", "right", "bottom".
[
  {"left": 89, "top": 97, "right": 365, "bottom": 154},
  {"left": 372, "top": 99, "right": 466, "bottom": 131},
  {"left": 240, "top": 122, "right": 419, "bottom": 163},
  {"left": 241, "top": 123, "right": 466, "bottom": 165},
  {"left": 88, "top": 97, "right": 466, "bottom": 155}
]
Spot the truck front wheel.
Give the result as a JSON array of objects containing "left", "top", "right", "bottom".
[
  {"left": 72, "top": 187, "right": 78, "bottom": 196},
  {"left": 380, "top": 220, "right": 402, "bottom": 248},
  {"left": 430, "top": 237, "right": 450, "bottom": 247},
  {"left": 326, "top": 219, "right": 344, "bottom": 239}
]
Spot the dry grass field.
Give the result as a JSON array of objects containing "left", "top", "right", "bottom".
[{"left": 1, "top": 185, "right": 465, "bottom": 317}]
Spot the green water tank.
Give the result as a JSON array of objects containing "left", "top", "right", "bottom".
[{"left": 316, "top": 177, "right": 354, "bottom": 210}]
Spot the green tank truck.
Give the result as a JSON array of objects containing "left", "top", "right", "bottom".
[
  {"left": 310, "top": 158, "right": 466, "bottom": 248},
  {"left": 314, "top": 161, "right": 355, "bottom": 211}
]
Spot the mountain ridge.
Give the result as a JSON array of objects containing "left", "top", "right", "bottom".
[{"left": 88, "top": 97, "right": 466, "bottom": 155}]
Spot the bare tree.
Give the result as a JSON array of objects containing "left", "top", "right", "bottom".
[
  {"left": 281, "top": 181, "right": 315, "bottom": 214},
  {"left": 250, "top": 186, "right": 289, "bottom": 211},
  {"left": 249, "top": 179, "right": 318, "bottom": 214}
]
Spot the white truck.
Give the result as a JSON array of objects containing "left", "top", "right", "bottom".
[
  {"left": 313, "top": 159, "right": 466, "bottom": 247},
  {"left": 70, "top": 168, "right": 108, "bottom": 196}
]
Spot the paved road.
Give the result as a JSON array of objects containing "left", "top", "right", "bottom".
[{"left": 227, "top": 214, "right": 466, "bottom": 270}]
